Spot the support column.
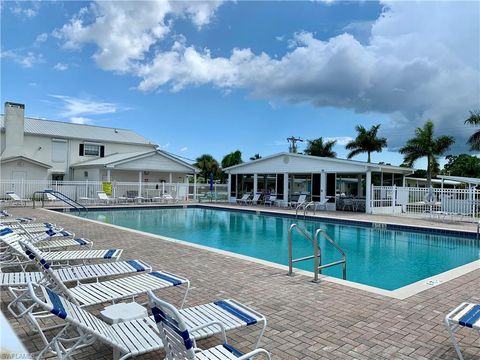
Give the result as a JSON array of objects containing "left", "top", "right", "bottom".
[
  {"left": 320, "top": 172, "right": 327, "bottom": 202},
  {"left": 253, "top": 174, "right": 258, "bottom": 195},
  {"left": 366, "top": 170, "right": 372, "bottom": 214},
  {"left": 227, "top": 173, "right": 232, "bottom": 203},
  {"left": 169, "top": 172, "right": 173, "bottom": 184},
  {"left": 357, "top": 174, "right": 363, "bottom": 197},
  {"left": 193, "top": 174, "right": 197, "bottom": 200},
  {"left": 283, "top": 173, "right": 289, "bottom": 207},
  {"left": 402, "top": 175, "right": 406, "bottom": 187},
  {"left": 138, "top": 171, "right": 142, "bottom": 198},
  {"left": 107, "top": 169, "right": 111, "bottom": 182}
]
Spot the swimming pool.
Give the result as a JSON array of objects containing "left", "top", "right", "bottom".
[{"left": 78, "top": 207, "right": 480, "bottom": 291}]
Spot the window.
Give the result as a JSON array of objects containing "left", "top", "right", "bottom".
[
  {"left": 52, "top": 174, "right": 64, "bottom": 181},
  {"left": 84, "top": 171, "right": 89, "bottom": 178},
  {"left": 52, "top": 139, "right": 67, "bottom": 163},
  {"left": 79, "top": 143, "right": 105, "bottom": 157},
  {"left": 84, "top": 144, "right": 100, "bottom": 156}
]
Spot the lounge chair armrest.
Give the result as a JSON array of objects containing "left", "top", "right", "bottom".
[
  {"left": 189, "top": 320, "right": 227, "bottom": 342},
  {"left": 237, "top": 348, "right": 271, "bottom": 360}
]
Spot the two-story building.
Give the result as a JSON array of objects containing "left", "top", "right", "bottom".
[{"left": 0, "top": 102, "right": 199, "bottom": 183}]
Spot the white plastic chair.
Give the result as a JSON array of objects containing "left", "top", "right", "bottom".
[
  {"left": 97, "top": 191, "right": 115, "bottom": 204},
  {"left": 26, "top": 283, "right": 267, "bottom": 359},
  {"left": 149, "top": 292, "right": 271, "bottom": 360}
]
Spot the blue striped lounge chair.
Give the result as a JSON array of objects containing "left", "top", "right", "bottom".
[
  {"left": 0, "top": 227, "right": 122, "bottom": 271},
  {"left": 8, "top": 222, "right": 93, "bottom": 250},
  {"left": 444, "top": 302, "right": 480, "bottom": 360},
  {"left": 27, "top": 283, "right": 267, "bottom": 359},
  {"left": 10, "top": 240, "right": 189, "bottom": 310},
  {"left": 0, "top": 258, "right": 152, "bottom": 288},
  {"left": 149, "top": 291, "right": 271, "bottom": 359}
]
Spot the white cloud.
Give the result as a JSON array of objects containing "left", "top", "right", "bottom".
[
  {"left": 54, "top": 1, "right": 479, "bottom": 152},
  {"left": 70, "top": 117, "right": 92, "bottom": 124},
  {"left": 35, "top": 33, "right": 48, "bottom": 44},
  {"left": 50, "top": 95, "right": 119, "bottom": 117},
  {"left": 53, "top": 63, "right": 68, "bottom": 71},
  {"left": 159, "top": 143, "right": 170, "bottom": 149},
  {"left": 1, "top": 50, "right": 44, "bottom": 68},
  {"left": 54, "top": 1, "right": 223, "bottom": 72},
  {"left": 324, "top": 136, "right": 353, "bottom": 146},
  {"left": 11, "top": 6, "right": 37, "bottom": 18},
  {"left": 180, "top": 147, "right": 188, "bottom": 152}
]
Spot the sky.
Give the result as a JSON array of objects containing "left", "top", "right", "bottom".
[{"left": 1, "top": 0, "right": 479, "bottom": 168}]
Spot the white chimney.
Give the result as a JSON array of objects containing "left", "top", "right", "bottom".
[{"left": 3, "top": 102, "right": 25, "bottom": 157}]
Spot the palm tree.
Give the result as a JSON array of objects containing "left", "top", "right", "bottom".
[
  {"left": 304, "top": 137, "right": 337, "bottom": 157},
  {"left": 465, "top": 110, "right": 480, "bottom": 151},
  {"left": 249, "top": 153, "right": 262, "bottom": 161},
  {"left": 194, "top": 154, "right": 219, "bottom": 182},
  {"left": 399, "top": 120, "right": 455, "bottom": 188},
  {"left": 346, "top": 124, "right": 387, "bottom": 162},
  {"left": 221, "top": 150, "right": 243, "bottom": 168}
]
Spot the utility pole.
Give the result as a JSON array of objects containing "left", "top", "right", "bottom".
[{"left": 286, "top": 136, "right": 303, "bottom": 153}]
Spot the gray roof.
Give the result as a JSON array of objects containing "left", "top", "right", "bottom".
[
  {"left": 437, "top": 175, "right": 480, "bottom": 186},
  {"left": 0, "top": 115, "right": 153, "bottom": 145},
  {"left": 72, "top": 151, "right": 152, "bottom": 167}
]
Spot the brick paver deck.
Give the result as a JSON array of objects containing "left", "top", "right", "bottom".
[{"left": 1, "top": 207, "right": 479, "bottom": 359}]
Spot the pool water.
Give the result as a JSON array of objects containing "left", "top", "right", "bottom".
[{"left": 79, "top": 207, "right": 480, "bottom": 291}]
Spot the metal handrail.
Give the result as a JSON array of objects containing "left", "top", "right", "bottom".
[
  {"left": 33, "top": 190, "right": 87, "bottom": 213},
  {"left": 303, "top": 201, "right": 316, "bottom": 218},
  {"left": 288, "top": 223, "right": 346, "bottom": 282},
  {"left": 295, "top": 202, "right": 310, "bottom": 218}
]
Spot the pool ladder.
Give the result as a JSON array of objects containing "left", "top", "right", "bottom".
[
  {"left": 295, "top": 201, "right": 316, "bottom": 219},
  {"left": 287, "top": 223, "right": 346, "bottom": 283}
]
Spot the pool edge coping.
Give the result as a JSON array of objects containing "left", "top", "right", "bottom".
[{"left": 42, "top": 207, "right": 480, "bottom": 300}]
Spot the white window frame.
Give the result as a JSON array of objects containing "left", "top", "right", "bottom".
[{"left": 83, "top": 143, "right": 102, "bottom": 157}]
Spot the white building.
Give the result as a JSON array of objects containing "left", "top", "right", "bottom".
[
  {"left": 0, "top": 102, "right": 199, "bottom": 183},
  {"left": 224, "top": 152, "right": 414, "bottom": 213}
]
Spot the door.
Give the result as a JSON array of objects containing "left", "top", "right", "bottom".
[{"left": 12, "top": 171, "right": 27, "bottom": 198}]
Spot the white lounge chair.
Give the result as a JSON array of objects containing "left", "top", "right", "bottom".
[
  {"left": 8, "top": 240, "right": 189, "bottom": 317},
  {"left": 313, "top": 198, "right": 329, "bottom": 211},
  {"left": 97, "top": 191, "right": 115, "bottom": 204},
  {"left": 246, "top": 193, "right": 262, "bottom": 205},
  {"left": 288, "top": 194, "right": 307, "bottom": 208},
  {"left": 0, "top": 259, "right": 151, "bottom": 288},
  {"left": 444, "top": 302, "right": 480, "bottom": 360},
  {"left": 0, "top": 227, "right": 122, "bottom": 271},
  {"left": 1, "top": 222, "right": 91, "bottom": 251},
  {"left": 236, "top": 193, "right": 251, "bottom": 205},
  {"left": 264, "top": 194, "right": 277, "bottom": 206},
  {"left": 27, "top": 283, "right": 267, "bottom": 359},
  {"left": 149, "top": 292, "right": 271, "bottom": 360},
  {"left": 5, "top": 192, "right": 29, "bottom": 206}
]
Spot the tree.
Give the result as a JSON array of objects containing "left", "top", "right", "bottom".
[
  {"left": 399, "top": 120, "right": 455, "bottom": 188},
  {"left": 443, "top": 154, "right": 480, "bottom": 178},
  {"left": 345, "top": 124, "right": 387, "bottom": 162},
  {"left": 221, "top": 150, "right": 243, "bottom": 169},
  {"left": 304, "top": 137, "right": 337, "bottom": 158},
  {"left": 249, "top": 153, "right": 262, "bottom": 161},
  {"left": 194, "top": 154, "right": 219, "bottom": 182},
  {"left": 465, "top": 110, "right": 480, "bottom": 151}
]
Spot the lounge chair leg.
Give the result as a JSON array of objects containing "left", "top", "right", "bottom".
[{"left": 444, "top": 317, "right": 464, "bottom": 360}]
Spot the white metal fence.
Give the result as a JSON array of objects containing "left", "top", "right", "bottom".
[
  {"left": 0, "top": 180, "right": 229, "bottom": 203},
  {"left": 372, "top": 185, "right": 480, "bottom": 221}
]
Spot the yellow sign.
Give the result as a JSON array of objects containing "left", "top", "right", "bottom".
[{"left": 102, "top": 182, "right": 112, "bottom": 196}]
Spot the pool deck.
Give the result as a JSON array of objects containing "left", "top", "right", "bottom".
[{"left": 1, "top": 205, "right": 479, "bottom": 359}]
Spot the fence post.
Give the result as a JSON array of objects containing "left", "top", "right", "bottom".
[{"left": 392, "top": 185, "right": 396, "bottom": 213}]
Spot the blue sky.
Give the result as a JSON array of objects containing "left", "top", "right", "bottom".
[{"left": 1, "top": 1, "right": 479, "bottom": 167}]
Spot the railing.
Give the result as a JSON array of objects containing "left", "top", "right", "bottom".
[
  {"left": 287, "top": 224, "right": 346, "bottom": 282},
  {"left": 371, "top": 185, "right": 480, "bottom": 221},
  {"left": 33, "top": 190, "right": 87, "bottom": 213},
  {"left": 0, "top": 179, "right": 228, "bottom": 203}
]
